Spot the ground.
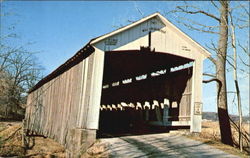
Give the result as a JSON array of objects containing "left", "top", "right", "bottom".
[
  {"left": 191, "top": 120, "right": 250, "bottom": 156},
  {"left": 0, "top": 121, "right": 65, "bottom": 157},
  {"left": 99, "top": 133, "right": 239, "bottom": 158},
  {"left": 0, "top": 121, "right": 249, "bottom": 157}
]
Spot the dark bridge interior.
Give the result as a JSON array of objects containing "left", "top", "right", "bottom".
[{"left": 98, "top": 49, "right": 193, "bottom": 138}]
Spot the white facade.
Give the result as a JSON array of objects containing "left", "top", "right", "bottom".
[{"left": 86, "top": 13, "right": 210, "bottom": 132}]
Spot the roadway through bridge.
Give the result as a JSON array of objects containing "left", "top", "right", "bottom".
[{"left": 99, "top": 133, "right": 239, "bottom": 158}]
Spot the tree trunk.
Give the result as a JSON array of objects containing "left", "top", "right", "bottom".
[
  {"left": 216, "top": 0, "right": 233, "bottom": 146},
  {"left": 230, "top": 11, "right": 243, "bottom": 151}
]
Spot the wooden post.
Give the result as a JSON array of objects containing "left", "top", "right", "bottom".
[
  {"left": 22, "top": 119, "right": 26, "bottom": 147},
  {"left": 163, "top": 99, "right": 170, "bottom": 126},
  {"left": 66, "top": 128, "right": 96, "bottom": 157},
  {"left": 86, "top": 48, "right": 105, "bottom": 129},
  {"left": 190, "top": 59, "right": 203, "bottom": 132}
]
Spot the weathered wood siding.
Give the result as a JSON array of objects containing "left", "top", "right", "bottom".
[{"left": 25, "top": 52, "right": 98, "bottom": 147}]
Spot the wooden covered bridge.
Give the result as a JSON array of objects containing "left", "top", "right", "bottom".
[{"left": 24, "top": 13, "right": 210, "bottom": 156}]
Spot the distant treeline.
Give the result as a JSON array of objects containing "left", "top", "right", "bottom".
[{"left": 203, "top": 112, "right": 250, "bottom": 122}]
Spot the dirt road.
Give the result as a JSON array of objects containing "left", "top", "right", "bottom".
[{"left": 100, "top": 133, "right": 239, "bottom": 158}]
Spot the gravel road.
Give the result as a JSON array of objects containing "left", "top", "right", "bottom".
[{"left": 100, "top": 133, "right": 239, "bottom": 158}]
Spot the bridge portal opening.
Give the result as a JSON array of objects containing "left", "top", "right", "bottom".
[{"left": 98, "top": 48, "right": 193, "bottom": 138}]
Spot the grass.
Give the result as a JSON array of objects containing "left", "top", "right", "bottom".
[
  {"left": 185, "top": 120, "right": 250, "bottom": 158},
  {"left": 81, "top": 139, "right": 110, "bottom": 158},
  {"left": 0, "top": 122, "right": 25, "bottom": 157},
  {"left": 0, "top": 121, "right": 108, "bottom": 157},
  {"left": 0, "top": 121, "right": 65, "bottom": 157}
]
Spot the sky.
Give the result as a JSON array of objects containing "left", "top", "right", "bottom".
[{"left": 1, "top": 1, "right": 249, "bottom": 116}]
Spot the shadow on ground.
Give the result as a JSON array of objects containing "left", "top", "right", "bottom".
[{"left": 101, "top": 133, "right": 239, "bottom": 158}]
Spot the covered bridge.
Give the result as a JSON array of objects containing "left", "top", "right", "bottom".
[{"left": 24, "top": 13, "right": 210, "bottom": 156}]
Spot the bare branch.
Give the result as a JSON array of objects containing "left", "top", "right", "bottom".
[
  {"left": 180, "top": 16, "right": 219, "bottom": 29},
  {"left": 238, "top": 42, "right": 250, "bottom": 67},
  {"left": 203, "top": 78, "right": 222, "bottom": 103},
  {"left": 176, "top": 6, "right": 221, "bottom": 22},
  {"left": 227, "top": 91, "right": 236, "bottom": 94},
  {"left": 203, "top": 78, "right": 221, "bottom": 85},
  {"left": 239, "top": 55, "right": 250, "bottom": 67},
  {"left": 205, "top": 41, "right": 217, "bottom": 53},
  {"left": 226, "top": 57, "right": 236, "bottom": 69},
  {"left": 203, "top": 73, "right": 216, "bottom": 78},
  {"left": 237, "top": 24, "right": 250, "bottom": 29},
  {"left": 239, "top": 2, "right": 249, "bottom": 15},
  {"left": 176, "top": 18, "right": 220, "bottom": 34},
  {"left": 133, "top": 2, "right": 144, "bottom": 17},
  {"left": 210, "top": 0, "right": 220, "bottom": 10},
  {"left": 204, "top": 42, "right": 218, "bottom": 65},
  {"left": 238, "top": 42, "right": 249, "bottom": 57},
  {"left": 208, "top": 56, "right": 217, "bottom": 65}
]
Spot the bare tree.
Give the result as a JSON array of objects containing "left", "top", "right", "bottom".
[
  {"left": 0, "top": 11, "right": 43, "bottom": 120},
  {"left": 228, "top": 3, "right": 249, "bottom": 151},
  {"left": 169, "top": 1, "right": 234, "bottom": 146},
  {"left": 229, "top": 9, "right": 243, "bottom": 151},
  {"left": 0, "top": 43, "right": 43, "bottom": 119}
]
